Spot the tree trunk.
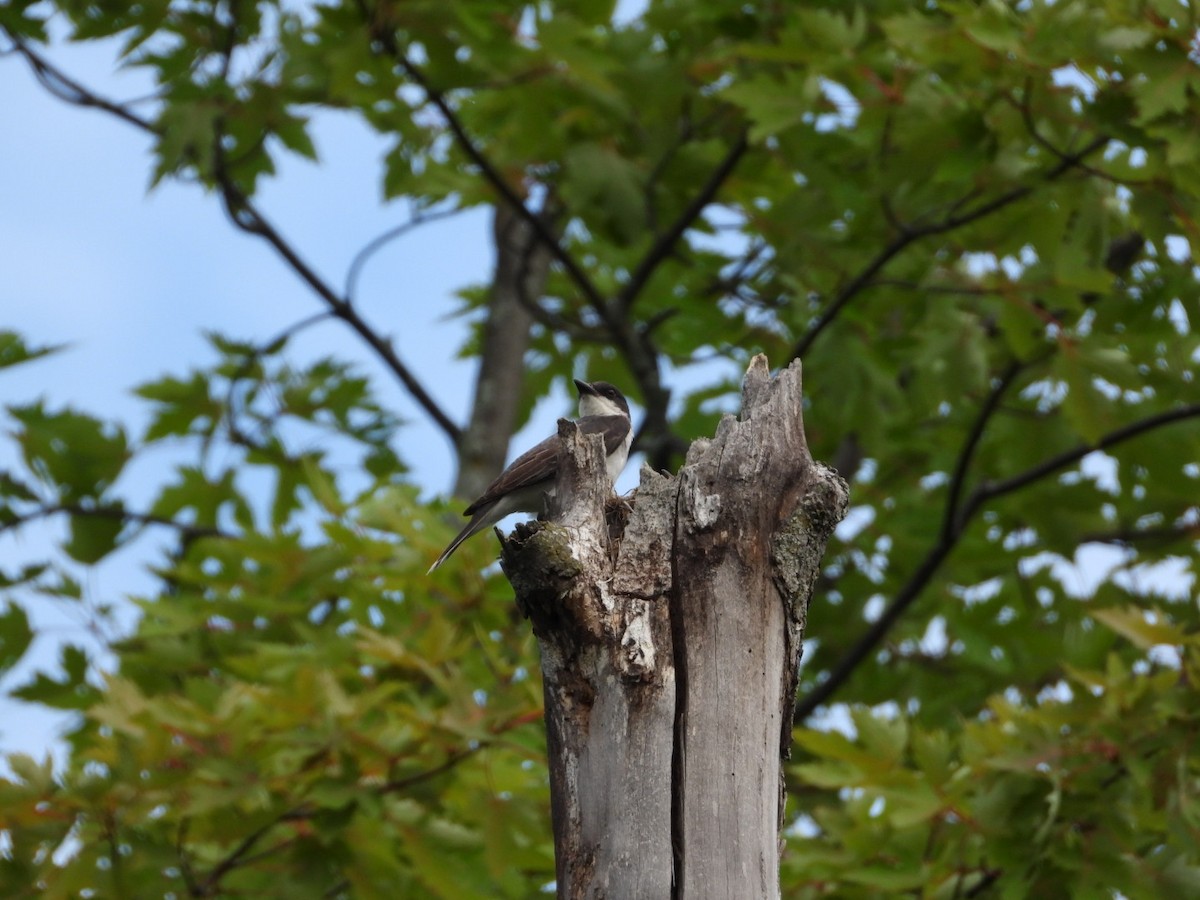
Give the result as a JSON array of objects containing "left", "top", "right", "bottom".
[
  {"left": 453, "top": 202, "right": 553, "bottom": 499},
  {"left": 499, "top": 356, "right": 848, "bottom": 900}
]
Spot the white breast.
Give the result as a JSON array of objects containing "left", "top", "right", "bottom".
[{"left": 606, "top": 428, "right": 632, "bottom": 487}]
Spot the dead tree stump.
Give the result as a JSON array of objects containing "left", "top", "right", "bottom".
[{"left": 499, "top": 356, "right": 848, "bottom": 900}]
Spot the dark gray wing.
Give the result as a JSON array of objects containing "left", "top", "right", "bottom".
[
  {"left": 462, "top": 434, "right": 558, "bottom": 516},
  {"left": 462, "top": 415, "right": 630, "bottom": 516}
]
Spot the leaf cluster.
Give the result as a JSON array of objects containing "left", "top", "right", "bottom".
[{"left": 0, "top": 335, "right": 553, "bottom": 897}]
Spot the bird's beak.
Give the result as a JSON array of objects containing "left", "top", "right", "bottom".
[{"left": 573, "top": 378, "right": 598, "bottom": 397}]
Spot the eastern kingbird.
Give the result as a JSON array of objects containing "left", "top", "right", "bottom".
[{"left": 428, "top": 379, "right": 632, "bottom": 573}]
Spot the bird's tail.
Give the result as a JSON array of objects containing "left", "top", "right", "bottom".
[{"left": 427, "top": 513, "right": 490, "bottom": 574}]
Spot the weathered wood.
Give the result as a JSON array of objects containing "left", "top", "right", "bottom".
[
  {"left": 500, "top": 356, "right": 848, "bottom": 900},
  {"left": 500, "top": 422, "right": 676, "bottom": 899}
]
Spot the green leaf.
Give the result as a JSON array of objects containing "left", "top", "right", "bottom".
[
  {"left": 151, "top": 466, "right": 250, "bottom": 531},
  {"left": 0, "top": 331, "right": 62, "bottom": 371},
  {"left": 852, "top": 707, "right": 907, "bottom": 766},
  {"left": 844, "top": 865, "right": 928, "bottom": 890},
  {"left": 1053, "top": 351, "right": 1112, "bottom": 444},
  {"left": 0, "top": 563, "right": 47, "bottom": 589},
  {"left": 0, "top": 472, "right": 38, "bottom": 503},
  {"left": 1100, "top": 27, "right": 1153, "bottom": 51},
  {"left": 561, "top": 142, "right": 645, "bottom": 246},
  {"left": 1090, "top": 606, "right": 1185, "bottom": 650},
  {"left": 1132, "top": 67, "right": 1190, "bottom": 123},
  {"left": 12, "top": 644, "right": 97, "bottom": 710},
  {"left": 274, "top": 111, "right": 318, "bottom": 161},
  {"left": 9, "top": 403, "right": 129, "bottom": 502},
  {"left": 134, "top": 371, "right": 219, "bottom": 441},
  {"left": 0, "top": 603, "right": 33, "bottom": 674},
  {"left": 4, "top": 753, "right": 55, "bottom": 792},
  {"left": 722, "top": 71, "right": 815, "bottom": 141},
  {"left": 64, "top": 511, "right": 125, "bottom": 564}
]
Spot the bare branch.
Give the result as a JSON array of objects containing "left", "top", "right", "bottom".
[
  {"left": 198, "top": 814, "right": 292, "bottom": 895},
  {"left": 358, "top": 11, "right": 609, "bottom": 315},
  {"left": 208, "top": 132, "right": 462, "bottom": 443},
  {"left": 3, "top": 33, "right": 155, "bottom": 133},
  {"left": 1079, "top": 522, "right": 1200, "bottom": 547},
  {"left": 351, "top": 10, "right": 683, "bottom": 461},
  {"left": 794, "top": 365, "right": 1024, "bottom": 718},
  {"left": 1012, "top": 82, "right": 1151, "bottom": 188},
  {"left": 702, "top": 239, "right": 771, "bottom": 299},
  {"left": 221, "top": 310, "right": 334, "bottom": 449},
  {"left": 869, "top": 279, "right": 1006, "bottom": 296},
  {"left": 380, "top": 747, "right": 480, "bottom": 794},
  {"left": 508, "top": 197, "right": 605, "bottom": 342}
]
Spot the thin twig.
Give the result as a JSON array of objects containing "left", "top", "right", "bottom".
[
  {"left": 197, "top": 815, "right": 291, "bottom": 895},
  {"left": 1078, "top": 522, "right": 1200, "bottom": 546},
  {"left": 967, "top": 403, "right": 1200, "bottom": 510},
  {"left": 508, "top": 196, "right": 604, "bottom": 342},
  {"left": 380, "top": 747, "right": 480, "bottom": 794},
  {"left": 210, "top": 152, "right": 462, "bottom": 442},
  {"left": 367, "top": 21, "right": 609, "bottom": 315},
  {"left": 1012, "top": 81, "right": 1150, "bottom": 187},
  {"left": 220, "top": 310, "right": 334, "bottom": 450},
  {"left": 344, "top": 204, "right": 465, "bottom": 302}
]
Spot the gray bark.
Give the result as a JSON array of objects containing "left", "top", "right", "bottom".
[
  {"left": 453, "top": 203, "right": 553, "bottom": 499},
  {"left": 499, "top": 355, "right": 848, "bottom": 900}
]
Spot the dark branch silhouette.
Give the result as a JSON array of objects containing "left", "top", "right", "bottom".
[
  {"left": 941, "top": 361, "right": 1025, "bottom": 544},
  {"left": 968, "top": 403, "right": 1200, "bottom": 507},
  {"left": 352, "top": 14, "right": 681, "bottom": 450},
  {"left": 5, "top": 35, "right": 156, "bottom": 133},
  {"left": 616, "top": 130, "right": 750, "bottom": 312},
  {"left": 795, "top": 397, "right": 1200, "bottom": 721},
  {"left": 353, "top": 8, "right": 758, "bottom": 469},
  {"left": 1079, "top": 522, "right": 1200, "bottom": 547}
]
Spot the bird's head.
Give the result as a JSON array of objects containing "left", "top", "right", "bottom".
[{"left": 574, "top": 379, "right": 630, "bottom": 419}]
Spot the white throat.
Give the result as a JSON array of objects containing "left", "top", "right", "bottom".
[{"left": 579, "top": 393, "right": 626, "bottom": 418}]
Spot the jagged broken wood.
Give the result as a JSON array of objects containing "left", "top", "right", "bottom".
[{"left": 499, "top": 356, "right": 848, "bottom": 900}]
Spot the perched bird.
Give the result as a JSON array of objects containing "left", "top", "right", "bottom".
[{"left": 428, "top": 379, "right": 632, "bottom": 573}]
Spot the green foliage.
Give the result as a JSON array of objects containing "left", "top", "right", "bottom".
[
  {"left": 786, "top": 637, "right": 1200, "bottom": 898},
  {"left": 3, "top": 0, "right": 1200, "bottom": 896},
  {"left": 0, "top": 340, "right": 552, "bottom": 897}
]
